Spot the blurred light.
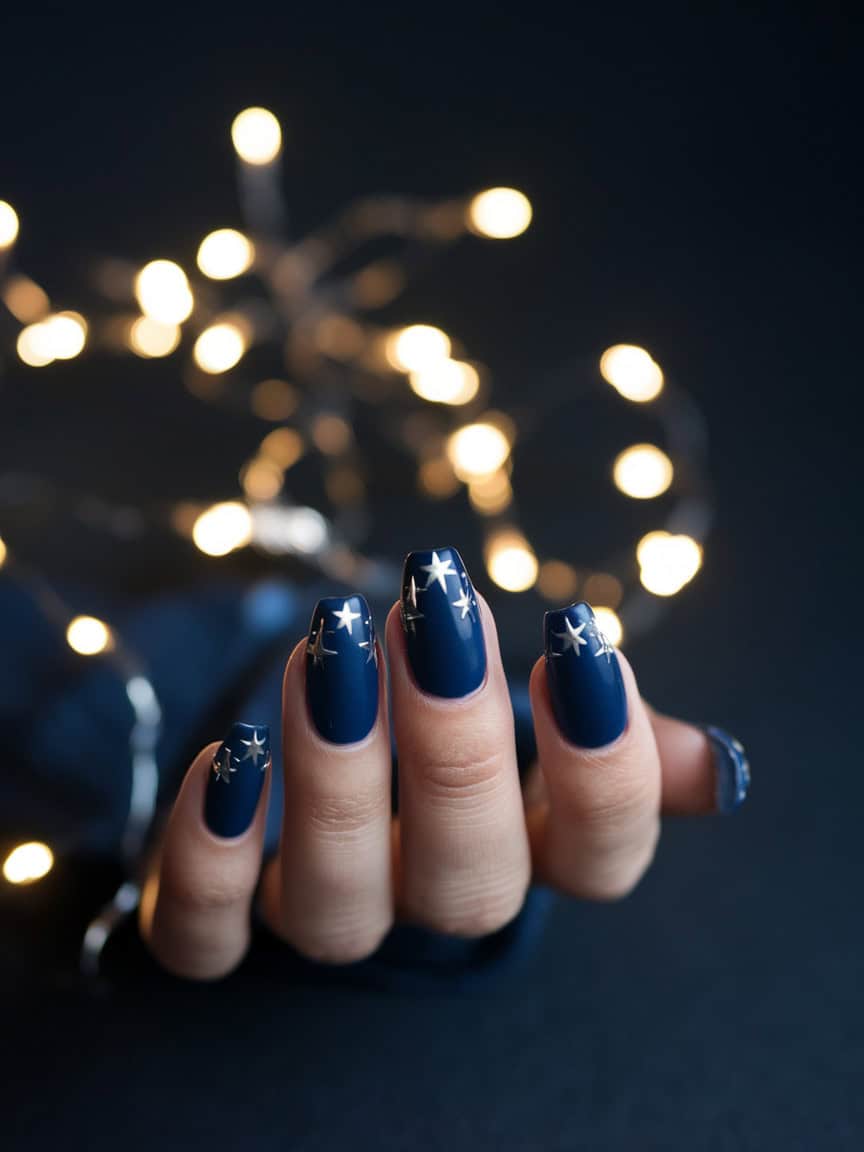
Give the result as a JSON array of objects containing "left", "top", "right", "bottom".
[
  {"left": 467, "top": 188, "right": 532, "bottom": 239},
  {"left": 46, "top": 312, "right": 87, "bottom": 360},
  {"left": 468, "top": 469, "right": 513, "bottom": 515},
  {"left": 637, "top": 531, "right": 702, "bottom": 596},
  {"left": 418, "top": 456, "right": 461, "bottom": 499},
  {"left": 3, "top": 275, "right": 50, "bottom": 323},
  {"left": 0, "top": 200, "right": 19, "bottom": 248},
  {"left": 593, "top": 606, "right": 623, "bottom": 648},
  {"left": 3, "top": 842, "right": 53, "bottom": 885},
  {"left": 314, "top": 314, "right": 366, "bottom": 360},
  {"left": 537, "top": 560, "right": 579, "bottom": 602},
  {"left": 352, "top": 261, "right": 404, "bottom": 308},
  {"left": 600, "top": 344, "right": 664, "bottom": 402},
  {"left": 193, "top": 322, "right": 246, "bottom": 373},
  {"left": 251, "top": 505, "right": 329, "bottom": 554},
  {"left": 0, "top": 535, "right": 6, "bottom": 567},
  {"left": 582, "top": 571, "right": 623, "bottom": 609},
  {"left": 311, "top": 413, "right": 353, "bottom": 455},
  {"left": 251, "top": 378, "right": 299, "bottom": 421},
  {"left": 409, "top": 359, "right": 480, "bottom": 405},
  {"left": 385, "top": 324, "right": 451, "bottom": 372},
  {"left": 16, "top": 322, "right": 54, "bottom": 367},
  {"left": 192, "top": 502, "right": 253, "bottom": 556},
  {"left": 446, "top": 421, "right": 511, "bottom": 480},
  {"left": 613, "top": 443, "right": 673, "bottom": 499},
  {"left": 129, "top": 316, "right": 181, "bottom": 358},
  {"left": 325, "top": 465, "right": 365, "bottom": 506},
  {"left": 241, "top": 457, "right": 284, "bottom": 502},
  {"left": 231, "top": 107, "right": 282, "bottom": 165},
  {"left": 134, "top": 260, "right": 194, "bottom": 325},
  {"left": 259, "top": 427, "right": 304, "bottom": 469},
  {"left": 66, "top": 615, "right": 112, "bottom": 655},
  {"left": 196, "top": 229, "right": 255, "bottom": 280},
  {"left": 486, "top": 530, "right": 538, "bottom": 592}
]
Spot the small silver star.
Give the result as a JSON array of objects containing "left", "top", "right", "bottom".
[
  {"left": 359, "top": 617, "right": 378, "bottom": 664},
  {"left": 592, "top": 628, "right": 614, "bottom": 662},
  {"left": 401, "top": 575, "right": 425, "bottom": 635},
  {"left": 420, "top": 550, "right": 458, "bottom": 593},
  {"left": 332, "top": 600, "right": 361, "bottom": 635},
  {"left": 239, "top": 729, "right": 268, "bottom": 766},
  {"left": 552, "top": 617, "right": 588, "bottom": 656},
  {"left": 307, "top": 618, "right": 338, "bottom": 668},
  {"left": 212, "top": 747, "right": 237, "bottom": 784},
  {"left": 451, "top": 589, "right": 474, "bottom": 620}
]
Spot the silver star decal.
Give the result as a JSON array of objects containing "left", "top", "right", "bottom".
[
  {"left": 551, "top": 617, "right": 588, "bottom": 656},
  {"left": 420, "top": 550, "right": 457, "bottom": 593},
  {"left": 359, "top": 617, "right": 378, "bottom": 665},
  {"left": 401, "top": 575, "right": 425, "bottom": 635},
  {"left": 239, "top": 729, "right": 268, "bottom": 767},
  {"left": 451, "top": 588, "right": 474, "bottom": 620},
  {"left": 307, "top": 617, "right": 338, "bottom": 667},
  {"left": 332, "top": 600, "right": 361, "bottom": 635},
  {"left": 212, "top": 746, "right": 237, "bottom": 784},
  {"left": 592, "top": 628, "right": 615, "bottom": 662}
]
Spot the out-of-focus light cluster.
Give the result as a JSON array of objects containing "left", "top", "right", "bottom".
[
  {"left": 231, "top": 107, "right": 282, "bottom": 165},
  {"left": 409, "top": 359, "right": 480, "bottom": 406},
  {"left": 0, "top": 200, "right": 19, "bottom": 248},
  {"left": 17, "top": 312, "right": 87, "bottom": 367},
  {"left": 3, "top": 842, "right": 53, "bottom": 885},
  {"left": 386, "top": 324, "right": 451, "bottom": 373},
  {"left": 193, "top": 322, "right": 247, "bottom": 373},
  {"left": 197, "top": 229, "right": 255, "bottom": 280},
  {"left": 192, "top": 502, "right": 253, "bottom": 556},
  {"left": 0, "top": 534, "right": 6, "bottom": 568},
  {"left": 600, "top": 344, "right": 664, "bottom": 403},
  {"left": 468, "top": 188, "right": 532, "bottom": 239},
  {"left": 637, "top": 531, "right": 702, "bottom": 596},
  {"left": 486, "top": 529, "right": 539, "bottom": 592},
  {"left": 135, "top": 260, "right": 194, "bottom": 325},
  {"left": 66, "top": 615, "right": 112, "bottom": 655},
  {"left": 446, "top": 421, "right": 512, "bottom": 480},
  {"left": 613, "top": 443, "right": 674, "bottom": 499},
  {"left": 129, "top": 316, "right": 181, "bottom": 358},
  {"left": 3, "top": 275, "right": 50, "bottom": 323}
]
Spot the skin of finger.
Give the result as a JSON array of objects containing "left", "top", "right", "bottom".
[
  {"left": 646, "top": 706, "right": 717, "bottom": 814},
  {"left": 261, "top": 637, "right": 393, "bottom": 964},
  {"left": 141, "top": 743, "right": 271, "bottom": 980},
  {"left": 385, "top": 595, "right": 531, "bottom": 937},
  {"left": 528, "top": 650, "right": 661, "bottom": 900}
]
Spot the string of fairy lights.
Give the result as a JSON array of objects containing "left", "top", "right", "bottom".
[{"left": 0, "top": 107, "right": 711, "bottom": 919}]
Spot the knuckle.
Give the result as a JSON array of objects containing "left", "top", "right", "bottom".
[
  {"left": 281, "top": 917, "right": 392, "bottom": 966},
  {"left": 562, "top": 759, "right": 658, "bottom": 834},
  {"left": 308, "top": 785, "right": 388, "bottom": 837},
  {"left": 417, "top": 740, "right": 510, "bottom": 802},
  {"left": 415, "top": 873, "right": 529, "bottom": 938},
  {"left": 161, "top": 860, "right": 255, "bottom": 913},
  {"left": 560, "top": 819, "right": 660, "bottom": 902}
]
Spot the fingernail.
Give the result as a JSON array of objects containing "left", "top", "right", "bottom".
[
  {"left": 306, "top": 594, "right": 379, "bottom": 744},
  {"left": 204, "top": 722, "right": 270, "bottom": 837},
  {"left": 544, "top": 601, "right": 627, "bottom": 748},
  {"left": 705, "top": 725, "right": 750, "bottom": 813},
  {"left": 401, "top": 546, "right": 486, "bottom": 699}
]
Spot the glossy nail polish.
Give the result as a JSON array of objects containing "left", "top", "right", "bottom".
[
  {"left": 705, "top": 725, "right": 750, "bottom": 813},
  {"left": 544, "top": 601, "right": 627, "bottom": 748},
  {"left": 306, "top": 594, "right": 379, "bottom": 744},
  {"left": 401, "top": 546, "right": 486, "bottom": 698},
  {"left": 204, "top": 722, "right": 270, "bottom": 837}
]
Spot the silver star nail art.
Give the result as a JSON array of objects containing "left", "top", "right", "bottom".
[
  {"left": 307, "top": 617, "right": 338, "bottom": 667},
  {"left": 239, "top": 728, "right": 268, "bottom": 766},
  {"left": 451, "top": 588, "right": 474, "bottom": 620},
  {"left": 332, "top": 600, "right": 361, "bottom": 635},
  {"left": 551, "top": 617, "right": 588, "bottom": 656},
  {"left": 401, "top": 575, "right": 425, "bottom": 635},
  {"left": 420, "top": 550, "right": 458, "bottom": 592},
  {"left": 212, "top": 746, "right": 237, "bottom": 784},
  {"left": 359, "top": 617, "right": 378, "bottom": 665},
  {"left": 592, "top": 628, "right": 614, "bottom": 662}
]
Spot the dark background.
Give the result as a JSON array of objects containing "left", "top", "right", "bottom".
[{"left": 2, "top": 6, "right": 863, "bottom": 1149}]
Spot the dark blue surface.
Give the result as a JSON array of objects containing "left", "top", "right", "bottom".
[
  {"left": 706, "top": 724, "right": 751, "bottom": 814},
  {"left": 544, "top": 602, "right": 627, "bottom": 748},
  {"left": 305, "top": 595, "right": 379, "bottom": 744},
  {"left": 400, "top": 547, "right": 486, "bottom": 699},
  {"left": 204, "top": 722, "right": 270, "bottom": 838}
]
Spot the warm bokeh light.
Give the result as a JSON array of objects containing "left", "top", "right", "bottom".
[
  {"left": 467, "top": 469, "right": 513, "bottom": 515},
  {"left": 259, "top": 427, "right": 304, "bottom": 469},
  {"left": 251, "top": 505, "right": 329, "bottom": 554},
  {"left": 192, "top": 502, "right": 253, "bottom": 556},
  {"left": 3, "top": 275, "right": 50, "bottom": 323},
  {"left": 637, "top": 531, "right": 703, "bottom": 596},
  {"left": 128, "top": 316, "right": 181, "bottom": 358},
  {"left": 196, "top": 229, "right": 255, "bottom": 280},
  {"left": 314, "top": 314, "right": 366, "bottom": 360},
  {"left": 231, "top": 107, "right": 282, "bottom": 165},
  {"left": 593, "top": 606, "right": 623, "bottom": 648},
  {"left": 251, "top": 378, "right": 299, "bottom": 421},
  {"left": 0, "top": 200, "right": 19, "bottom": 248},
  {"left": 418, "top": 456, "right": 461, "bottom": 499},
  {"left": 409, "top": 359, "right": 480, "bottom": 405},
  {"left": 600, "top": 344, "right": 664, "bottom": 402},
  {"left": 241, "top": 457, "right": 284, "bottom": 502},
  {"left": 311, "top": 413, "right": 353, "bottom": 455},
  {"left": 612, "top": 443, "right": 674, "bottom": 499},
  {"left": 467, "top": 188, "right": 532, "bottom": 239},
  {"left": 446, "top": 421, "right": 511, "bottom": 480},
  {"left": 134, "top": 260, "right": 194, "bottom": 325},
  {"left": 16, "top": 322, "right": 55, "bottom": 367},
  {"left": 583, "top": 571, "right": 623, "bottom": 610},
  {"left": 193, "top": 322, "right": 246, "bottom": 373},
  {"left": 537, "top": 560, "right": 579, "bottom": 602},
  {"left": 486, "top": 530, "right": 539, "bottom": 592},
  {"left": 47, "top": 312, "right": 87, "bottom": 360},
  {"left": 0, "top": 535, "right": 6, "bottom": 568},
  {"left": 385, "top": 324, "right": 451, "bottom": 372},
  {"left": 66, "top": 615, "right": 112, "bottom": 656},
  {"left": 3, "top": 842, "right": 53, "bottom": 885}
]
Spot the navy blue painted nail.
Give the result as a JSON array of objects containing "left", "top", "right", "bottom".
[
  {"left": 544, "top": 601, "right": 627, "bottom": 748},
  {"left": 705, "top": 725, "right": 750, "bottom": 813},
  {"left": 204, "top": 723, "right": 270, "bottom": 837},
  {"left": 306, "top": 594, "right": 379, "bottom": 744},
  {"left": 401, "top": 547, "right": 486, "bottom": 699}
]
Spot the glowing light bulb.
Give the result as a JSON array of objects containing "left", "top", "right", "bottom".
[
  {"left": 409, "top": 359, "right": 480, "bottom": 405},
  {"left": 129, "top": 316, "right": 181, "bottom": 358},
  {"left": 446, "top": 421, "right": 511, "bottom": 480},
  {"left": 486, "top": 530, "right": 539, "bottom": 592},
  {"left": 612, "top": 443, "right": 674, "bottom": 499},
  {"left": 467, "top": 188, "right": 532, "bottom": 239},
  {"left": 385, "top": 325, "right": 451, "bottom": 372},
  {"left": 593, "top": 606, "right": 623, "bottom": 648},
  {"left": 66, "top": 615, "right": 112, "bottom": 655},
  {"left": 193, "top": 322, "right": 246, "bottom": 373},
  {"left": 196, "top": 229, "right": 255, "bottom": 280},
  {"left": 46, "top": 312, "right": 87, "bottom": 360},
  {"left": 231, "top": 107, "right": 282, "bottom": 165},
  {"left": 17, "top": 322, "right": 55, "bottom": 367},
  {"left": 192, "top": 502, "right": 253, "bottom": 556},
  {"left": 600, "top": 344, "right": 664, "bottom": 402},
  {"left": 637, "top": 531, "right": 702, "bottom": 596},
  {"left": 134, "top": 260, "right": 194, "bottom": 325},
  {"left": 3, "top": 842, "right": 53, "bottom": 885},
  {"left": 0, "top": 200, "right": 19, "bottom": 248}
]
